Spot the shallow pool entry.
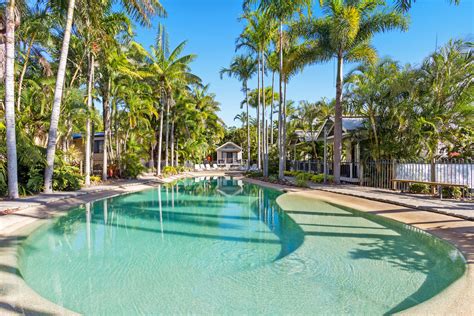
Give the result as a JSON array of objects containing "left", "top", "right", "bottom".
[{"left": 19, "top": 177, "right": 465, "bottom": 314}]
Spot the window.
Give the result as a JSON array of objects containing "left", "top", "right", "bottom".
[{"left": 94, "top": 140, "right": 104, "bottom": 153}]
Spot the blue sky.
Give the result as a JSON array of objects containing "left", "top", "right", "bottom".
[{"left": 134, "top": 0, "right": 473, "bottom": 127}]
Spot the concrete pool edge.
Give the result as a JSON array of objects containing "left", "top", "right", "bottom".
[
  {"left": 0, "top": 172, "right": 242, "bottom": 315},
  {"left": 242, "top": 177, "right": 473, "bottom": 315},
  {"left": 0, "top": 175, "right": 471, "bottom": 315},
  {"left": 0, "top": 181, "right": 168, "bottom": 315}
]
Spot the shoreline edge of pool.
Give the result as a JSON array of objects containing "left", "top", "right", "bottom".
[{"left": 0, "top": 174, "right": 472, "bottom": 315}]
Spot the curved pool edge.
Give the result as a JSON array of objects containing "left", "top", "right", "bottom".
[
  {"left": 0, "top": 175, "right": 471, "bottom": 315},
  {"left": 0, "top": 181, "right": 166, "bottom": 315},
  {"left": 249, "top": 179, "right": 473, "bottom": 315}
]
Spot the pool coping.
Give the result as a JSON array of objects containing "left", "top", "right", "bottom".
[
  {"left": 0, "top": 174, "right": 472, "bottom": 315},
  {"left": 242, "top": 177, "right": 473, "bottom": 315}
]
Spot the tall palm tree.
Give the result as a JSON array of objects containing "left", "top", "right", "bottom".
[
  {"left": 237, "top": 10, "right": 277, "bottom": 173},
  {"left": 295, "top": 0, "right": 408, "bottom": 183},
  {"left": 141, "top": 37, "right": 199, "bottom": 175},
  {"left": 44, "top": 0, "right": 165, "bottom": 193},
  {"left": 245, "top": 0, "right": 312, "bottom": 179},
  {"left": 220, "top": 54, "right": 257, "bottom": 169},
  {"left": 3, "top": 0, "right": 19, "bottom": 198}
]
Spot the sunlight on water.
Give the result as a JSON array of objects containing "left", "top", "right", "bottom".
[{"left": 18, "top": 177, "right": 465, "bottom": 315}]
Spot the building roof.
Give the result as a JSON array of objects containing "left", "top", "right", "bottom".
[
  {"left": 72, "top": 132, "right": 106, "bottom": 139},
  {"left": 294, "top": 117, "right": 368, "bottom": 143},
  {"left": 216, "top": 141, "right": 242, "bottom": 151}
]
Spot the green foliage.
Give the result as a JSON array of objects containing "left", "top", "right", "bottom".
[
  {"left": 408, "top": 183, "right": 430, "bottom": 194},
  {"left": 162, "top": 166, "right": 178, "bottom": 177},
  {"left": 295, "top": 173, "right": 309, "bottom": 187},
  {"left": 441, "top": 186, "right": 462, "bottom": 199},
  {"left": 121, "top": 153, "right": 145, "bottom": 179},
  {"left": 245, "top": 171, "right": 263, "bottom": 178},
  {"left": 53, "top": 165, "right": 83, "bottom": 191}
]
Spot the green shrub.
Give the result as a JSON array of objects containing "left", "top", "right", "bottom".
[
  {"left": 53, "top": 165, "right": 83, "bottom": 191},
  {"left": 90, "top": 175, "right": 101, "bottom": 184},
  {"left": 408, "top": 183, "right": 430, "bottom": 194},
  {"left": 245, "top": 171, "right": 263, "bottom": 178},
  {"left": 162, "top": 166, "right": 178, "bottom": 177},
  {"left": 295, "top": 173, "right": 309, "bottom": 187},
  {"left": 441, "top": 186, "right": 462, "bottom": 199},
  {"left": 121, "top": 153, "right": 145, "bottom": 179},
  {"left": 268, "top": 175, "right": 278, "bottom": 182}
]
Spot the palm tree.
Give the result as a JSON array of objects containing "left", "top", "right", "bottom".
[
  {"left": 44, "top": 0, "right": 166, "bottom": 193},
  {"left": 141, "top": 37, "right": 199, "bottom": 175},
  {"left": 395, "top": 0, "right": 460, "bottom": 12},
  {"left": 220, "top": 54, "right": 257, "bottom": 169},
  {"left": 238, "top": 10, "right": 277, "bottom": 173},
  {"left": 295, "top": 0, "right": 408, "bottom": 183},
  {"left": 3, "top": 0, "right": 19, "bottom": 198},
  {"left": 245, "top": 0, "right": 312, "bottom": 179}
]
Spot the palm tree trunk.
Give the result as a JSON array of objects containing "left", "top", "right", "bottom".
[
  {"left": 156, "top": 104, "right": 164, "bottom": 176},
  {"left": 262, "top": 51, "right": 268, "bottom": 177},
  {"left": 170, "top": 120, "right": 174, "bottom": 167},
  {"left": 164, "top": 98, "right": 170, "bottom": 167},
  {"left": 85, "top": 53, "right": 94, "bottom": 186},
  {"left": 278, "top": 22, "right": 284, "bottom": 180},
  {"left": 44, "top": 0, "right": 76, "bottom": 193},
  {"left": 5, "top": 0, "right": 19, "bottom": 199},
  {"left": 16, "top": 34, "right": 35, "bottom": 111},
  {"left": 245, "top": 82, "right": 251, "bottom": 170},
  {"left": 270, "top": 70, "right": 275, "bottom": 145},
  {"left": 283, "top": 79, "right": 288, "bottom": 172},
  {"left": 257, "top": 53, "right": 261, "bottom": 170},
  {"left": 333, "top": 54, "right": 344, "bottom": 184},
  {"left": 175, "top": 138, "right": 179, "bottom": 167},
  {"left": 102, "top": 77, "right": 111, "bottom": 181}
]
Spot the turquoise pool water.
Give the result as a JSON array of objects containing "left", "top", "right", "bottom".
[{"left": 19, "top": 177, "right": 465, "bottom": 315}]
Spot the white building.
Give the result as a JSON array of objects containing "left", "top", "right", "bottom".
[{"left": 216, "top": 142, "right": 243, "bottom": 168}]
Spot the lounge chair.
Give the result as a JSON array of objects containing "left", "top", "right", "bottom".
[{"left": 248, "top": 164, "right": 259, "bottom": 172}]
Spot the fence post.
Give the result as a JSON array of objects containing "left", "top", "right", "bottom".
[
  {"left": 431, "top": 158, "right": 436, "bottom": 194},
  {"left": 392, "top": 160, "right": 396, "bottom": 190}
]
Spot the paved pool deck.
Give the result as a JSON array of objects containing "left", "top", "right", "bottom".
[
  {"left": 0, "top": 173, "right": 472, "bottom": 315},
  {"left": 308, "top": 183, "right": 474, "bottom": 221}
]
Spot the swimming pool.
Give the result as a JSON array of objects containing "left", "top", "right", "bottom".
[{"left": 18, "top": 177, "right": 466, "bottom": 314}]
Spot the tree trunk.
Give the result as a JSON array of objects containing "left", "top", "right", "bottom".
[
  {"left": 170, "top": 120, "right": 174, "bottom": 167},
  {"left": 278, "top": 22, "right": 284, "bottom": 180},
  {"left": 257, "top": 53, "right": 261, "bottom": 169},
  {"left": 175, "top": 138, "right": 179, "bottom": 167},
  {"left": 5, "top": 0, "right": 19, "bottom": 199},
  {"left": 102, "top": 77, "right": 111, "bottom": 181},
  {"left": 164, "top": 98, "right": 170, "bottom": 167},
  {"left": 262, "top": 51, "right": 268, "bottom": 177},
  {"left": 16, "top": 34, "right": 35, "bottom": 111},
  {"left": 85, "top": 53, "right": 94, "bottom": 186},
  {"left": 270, "top": 71, "right": 275, "bottom": 145},
  {"left": 245, "top": 82, "right": 251, "bottom": 170},
  {"left": 333, "top": 54, "right": 344, "bottom": 184},
  {"left": 283, "top": 79, "right": 288, "bottom": 172},
  {"left": 156, "top": 104, "right": 164, "bottom": 176},
  {"left": 44, "top": 0, "right": 76, "bottom": 193}
]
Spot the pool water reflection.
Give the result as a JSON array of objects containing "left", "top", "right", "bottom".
[{"left": 19, "top": 177, "right": 465, "bottom": 315}]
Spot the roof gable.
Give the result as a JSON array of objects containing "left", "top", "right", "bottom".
[{"left": 216, "top": 141, "right": 242, "bottom": 151}]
